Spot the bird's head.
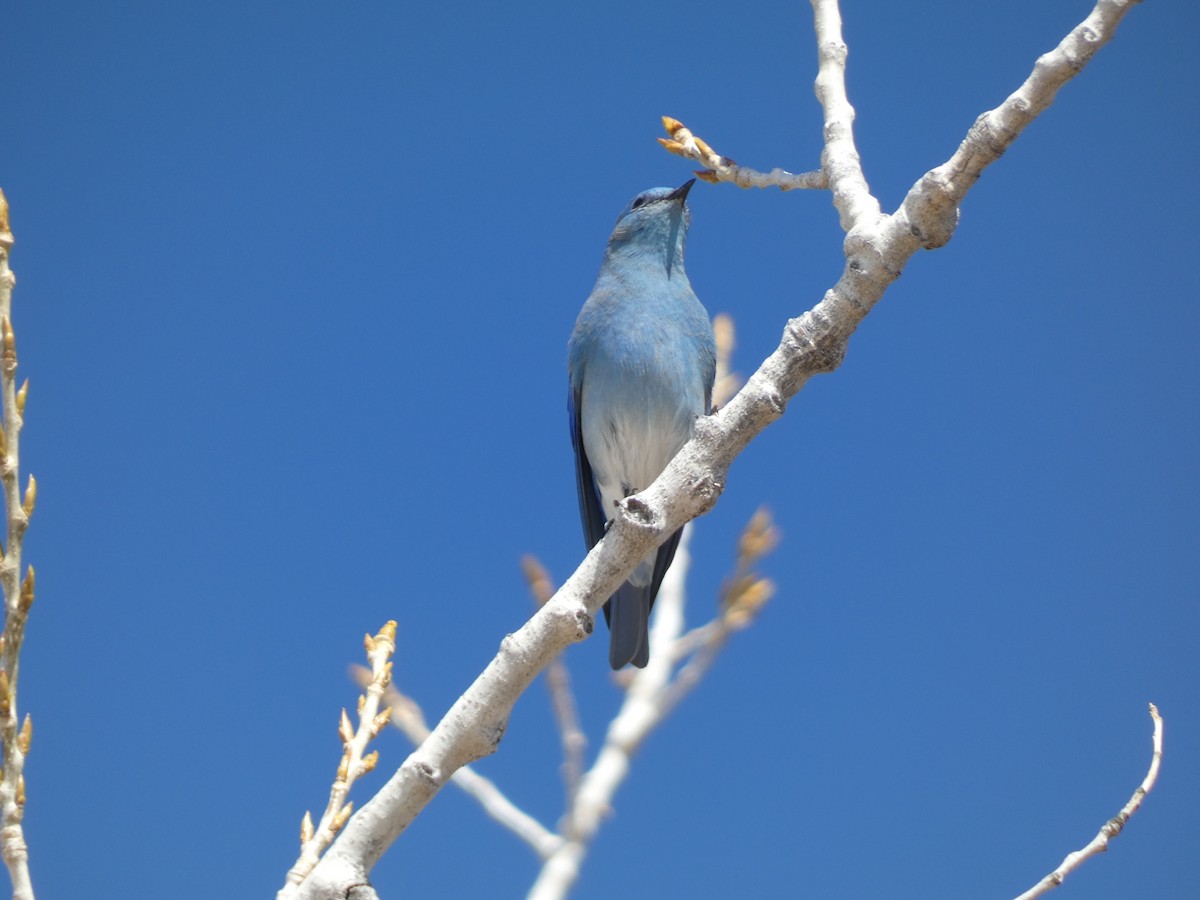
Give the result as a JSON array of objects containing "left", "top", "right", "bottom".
[{"left": 606, "top": 179, "right": 694, "bottom": 276}]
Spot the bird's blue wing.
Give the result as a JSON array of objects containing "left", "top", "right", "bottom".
[{"left": 569, "top": 383, "right": 607, "bottom": 553}]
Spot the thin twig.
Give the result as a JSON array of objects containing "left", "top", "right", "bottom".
[
  {"left": 711, "top": 313, "right": 740, "bottom": 411},
  {"left": 527, "top": 527, "right": 697, "bottom": 900},
  {"left": 0, "top": 188, "right": 36, "bottom": 900},
  {"left": 521, "top": 556, "right": 587, "bottom": 821},
  {"left": 658, "top": 116, "right": 827, "bottom": 191},
  {"left": 662, "top": 508, "right": 778, "bottom": 715},
  {"left": 530, "top": 510, "right": 778, "bottom": 900},
  {"left": 280, "top": 623, "right": 397, "bottom": 895},
  {"left": 1013, "top": 704, "right": 1164, "bottom": 900}
]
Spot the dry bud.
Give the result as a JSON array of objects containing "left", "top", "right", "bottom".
[
  {"left": 22, "top": 474, "right": 36, "bottom": 518},
  {"left": 695, "top": 170, "right": 720, "bottom": 184},
  {"left": 17, "top": 714, "right": 31, "bottom": 754},
  {"left": 372, "top": 707, "right": 393, "bottom": 736},
  {"left": 657, "top": 138, "right": 687, "bottom": 157},
  {"left": 19, "top": 566, "right": 34, "bottom": 612},
  {"left": 332, "top": 803, "right": 353, "bottom": 832},
  {"left": 338, "top": 709, "right": 354, "bottom": 744},
  {"left": 15, "top": 379, "right": 27, "bottom": 416},
  {"left": 0, "top": 188, "right": 11, "bottom": 249},
  {"left": 725, "top": 578, "right": 776, "bottom": 627},
  {"left": 300, "top": 811, "right": 315, "bottom": 844},
  {"left": 2, "top": 317, "right": 14, "bottom": 365},
  {"left": 374, "top": 660, "right": 393, "bottom": 692},
  {"left": 738, "top": 508, "right": 779, "bottom": 564},
  {"left": 520, "top": 555, "right": 554, "bottom": 606},
  {"left": 360, "top": 750, "right": 379, "bottom": 774}
]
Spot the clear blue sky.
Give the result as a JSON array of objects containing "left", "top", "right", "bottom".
[{"left": 4, "top": 1, "right": 1196, "bottom": 897}]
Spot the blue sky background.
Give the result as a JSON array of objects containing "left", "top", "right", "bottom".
[{"left": 3, "top": 1, "right": 1196, "bottom": 897}]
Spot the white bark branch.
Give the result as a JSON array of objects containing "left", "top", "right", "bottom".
[
  {"left": 369, "top": 679, "right": 564, "bottom": 860},
  {"left": 291, "top": 2, "right": 1146, "bottom": 895},
  {"left": 356, "top": 506, "right": 770, "bottom": 895},
  {"left": 528, "top": 528, "right": 695, "bottom": 900},
  {"left": 812, "top": 0, "right": 879, "bottom": 230},
  {"left": 521, "top": 556, "right": 588, "bottom": 817},
  {"left": 0, "top": 189, "right": 36, "bottom": 900},
  {"left": 279, "top": 624, "right": 399, "bottom": 896},
  {"left": 1013, "top": 704, "right": 1164, "bottom": 900},
  {"left": 658, "top": 116, "right": 827, "bottom": 191}
]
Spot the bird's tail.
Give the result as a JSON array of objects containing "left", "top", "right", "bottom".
[
  {"left": 607, "top": 581, "right": 652, "bottom": 669},
  {"left": 603, "top": 528, "right": 685, "bottom": 669}
]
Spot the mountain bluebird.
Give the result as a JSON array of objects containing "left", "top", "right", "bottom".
[{"left": 568, "top": 180, "right": 716, "bottom": 669}]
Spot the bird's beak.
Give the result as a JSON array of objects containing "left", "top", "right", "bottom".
[{"left": 668, "top": 179, "right": 696, "bottom": 202}]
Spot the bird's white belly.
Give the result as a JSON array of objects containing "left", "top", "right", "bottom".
[{"left": 583, "top": 403, "right": 693, "bottom": 517}]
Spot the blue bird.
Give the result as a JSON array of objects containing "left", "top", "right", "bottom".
[{"left": 568, "top": 180, "right": 716, "bottom": 669}]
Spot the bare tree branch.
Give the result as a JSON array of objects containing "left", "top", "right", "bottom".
[
  {"left": 529, "top": 511, "right": 775, "bottom": 899},
  {"left": 280, "top": 624, "right": 398, "bottom": 896},
  {"left": 0, "top": 188, "right": 36, "bottom": 900},
  {"left": 367, "top": 677, "right": 565, "bottom": 861},
  {"left": 522, "top": 557, "right": 588, "bottom": 817},
  {"left": 1013, "top": 704, "right": 1163, "bottom": 900},
  {"left": 528, "top": 528, "right": 695, "bottom": 900},
  {"left": 658, "top": 117, "right": 827, "bottom": 191},
  {"left": 351, "top": 502, "right": 773, "bottom": 898}
]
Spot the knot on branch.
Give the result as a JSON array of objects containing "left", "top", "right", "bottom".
[
  {"left": 576, "top": 608, "right": 594, "bottom": 639},
  {"left": 413, "top": 760, "right": 438, "bottom": 783},
  {"left": 455, "top": 716, "right": 508, "bottom": 765},
  {"left": 480, "top": 720, "right": 507, "bottom": 754},
  {"left": 968, "top": 110, "right": 1019, "bottom": 159},
  {"left": 904, "top": 172, "right": 961, "bottom": 249},
  {"left": 620, "top": 495, "right": 660, "bottom": 531},
  {"left": 543, "top": 595, "right": 594, "bottom": 643},
  {"left": 817, "top": 40, "right": 848, "bottom": 67},
  {"left": 785, "top": 308, "right": 846, "bottom": 377},
  {"left": 687, "top": 467, "right": 724, "bottom": 517}
]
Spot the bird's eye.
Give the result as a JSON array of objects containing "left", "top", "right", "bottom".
[{"left": 630, "top": 195, "right": 649, "bottom": 210}]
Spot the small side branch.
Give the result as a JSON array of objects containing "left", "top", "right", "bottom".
[
  {"left": 895, "top": 0, "right": 1141, "bottom": 252},
  {"left": 658, "top": 117, "right": 826, "bottom": 191},
  {"left": 1013, "top": 704, "right": 1163, "bottom": 900},
  {"left": 522, "top": 557, "right": 587, "bottom": 816},
  {"left": 811, "top": 0, "right": 879, "bottom": 230},
  {"left": 279, "top": 623, "right": 398, "bottom": 897},
  {"left": 529, "top": 511, "right": 778, "bottom": 900}
]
